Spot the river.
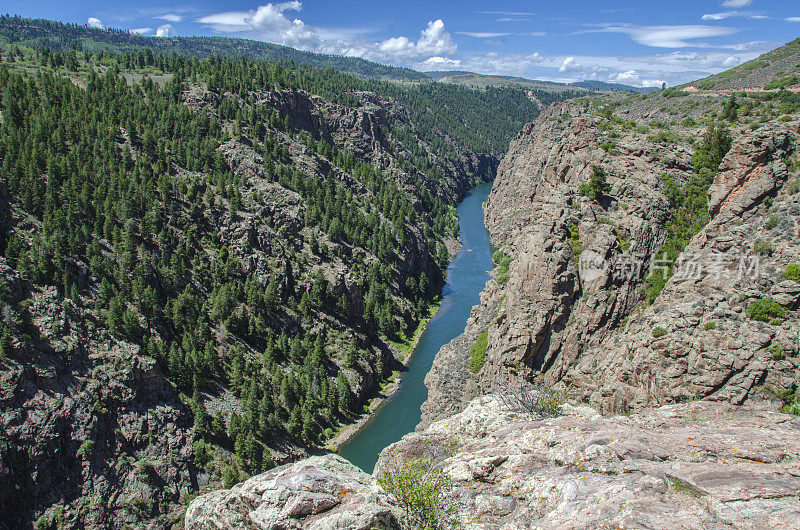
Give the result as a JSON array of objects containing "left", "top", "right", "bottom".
[{"left": 338, "top": 182, "right": 494, "bottom": 472}]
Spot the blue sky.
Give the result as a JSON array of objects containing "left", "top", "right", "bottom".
[{"left": 6, "top": 0, "right": 800, "bottom": 86}]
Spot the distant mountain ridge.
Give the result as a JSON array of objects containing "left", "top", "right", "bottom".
[
  {"left": 0, "top": 15, "right": 429, "bottom": 81},
  {"left": 1, "top": 15, "right": 656, "bottom": 92},
  {"left": 424, "top": 70, "right": 658, "bottom": 94}
]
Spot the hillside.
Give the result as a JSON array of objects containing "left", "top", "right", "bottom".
[
  {"left": 687, "top": 37, "right": 800, "bottom": 91},
  {"left": 0, "top": 32, "right": 581, "bottom": 527},
  {"left": 0, "top": 15, "right": 428, "bottom": 81},
  {"left": 424, "top": 70, "right": 655, "bottom": 95},
  {"left": 424, "top": 71, "right": 587, "bottom": 94}
]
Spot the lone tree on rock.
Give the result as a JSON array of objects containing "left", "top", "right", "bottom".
[{"left": 579, "top": 165, "right": 611, "bottom": 202}]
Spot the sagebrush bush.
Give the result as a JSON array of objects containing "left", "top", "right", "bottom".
[
  {"left": 493, "top": 363, "right": 565, "bottom": 419},
  {"left": 378, "top": 440, "right": 458, "bottom": 529},
  {"left": 746, "top": 298, "right": 787, "bottom": 322},
  {"left": 652, "top": 326, "right": 668, "bottom": 338},
  {"left": 753, "top": 240, "right": 773, "bottom": 256}
]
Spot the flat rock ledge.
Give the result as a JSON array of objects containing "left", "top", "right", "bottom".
[{"left": 188, "top": 397, "right": 800, "bottom": 529}]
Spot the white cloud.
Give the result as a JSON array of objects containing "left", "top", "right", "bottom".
[
  {"left": 156, "top": 24, "right": 174, "bottom": 37},
  {"left": 588, "top": 24, "right": 738, "bottom": 48},
  {"left": 559, "top": 56, "right": 583, "bottom": 72},
  {"left": 787, "top": 17, "right": 800, "bottom": 23},
  {"left": 721, "top": 0, "right": 752, "bottom": 7},
  {"left": 87, "top": 17, "right": 103, "bottom": 29},
  {"left": 701, "top": 11, "right": 767, "bottom": 20},
  {"left": 614, "top": 69, "right": 639, "bottom": 82},
  {"left": 723, "top": 56, "right": 740, "bottom": 67},
  {"left": 456, "top": 32, "right": 513, "bottom": 38},
  {"left": 130, "top": 27, "right": 152, "bottom": 35},
  {"left": 198, "top": 3, "right": 457, "bottom": 63},
  {"left": 377, "top": 20, "right": 457, "bottom": 59},
  {"left": 418, "top": 56, "right": 462, "bottom": 70},
  {"left": 453, "top": 41, "right": 771, "bottom": 87},
  {"left": 156, "top": 14, "right": 183, "bottom": 22}
]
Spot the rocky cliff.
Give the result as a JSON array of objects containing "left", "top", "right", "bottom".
[
  {"left": 188, "top": 395, "right": 800, "bottom": 528},
  {"left": 424, "top": 92, "right": 800, "bottom": 423}
]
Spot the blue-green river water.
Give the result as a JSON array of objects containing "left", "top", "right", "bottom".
[{"left": 338, "top": 182, "right": 494, "bottom": 472}]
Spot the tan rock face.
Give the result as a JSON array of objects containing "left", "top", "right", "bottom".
[
  {"left": 189, "top": 397, "right": 800, "bottom": 529},
  {"left": 385, "top": 396, "right": 800, "bottom": 529},
  {"left": 426, "top": 95, "right": 799, "bottom": 418},
  {"left": 565, "top": 122, "right": 799, "bottom": 413}
]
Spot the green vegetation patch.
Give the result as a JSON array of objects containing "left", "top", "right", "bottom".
[
  {"left": 746, "top": 298, "right": 787, "bottom": 322},
  {"left": 469, "top": 330, "right": 489, "bottom": 374},
  {"left": 644, "top": 124, "right": 732, "bottom": 304},
  {"left": 493, "top": 249, "right": 513, "bottom": 284},
  {"left": 784, "top": 264, "right": 800, "bottom": 282},
  {"left": 765, "top": 76, "right": 800, "bottom": 91}
]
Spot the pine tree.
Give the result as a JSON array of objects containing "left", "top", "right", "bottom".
[
  {"left": 0, "top": 326, "right": 12, "bottom": 358},
  {"left": 336, "top": 372, "right": 352, "bottom": 412}
]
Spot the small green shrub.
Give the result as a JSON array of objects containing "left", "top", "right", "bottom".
[
  {"left": 681, "top": 117, "right": 697, "bottom": 127},
  {"left": 77, "top": 440, "right": 95, "bottom": 459},
  {"left": 753, "top": 240, "right": 773, "bottom": 256},
  {"left": 784, "top": 263, "right": 800, "bottom": 282},
  {"left": 469, "top": 330, "right": 489, "bottom": 374},
  {"left": 704, "top": 321, "right": 717, "bottom": 331},
  {"left": 648, "top": 130, "right": 681, "bottom": 144},
  {"left": 652, "top": 326, "right": 668, "bottom": 338},
  {"left": 769, "top": 344, "right": 786, "bottom": 361},
  {"left": 765, "top": 215, "right": 780, "bottom": 230},
  {"left": 135, "top": 460, "right": 158, "bottom": 485},
  {"left": 569, "top": 223, "right": 582, "bottom": 263},
  {"left": 600, "top": 141, "right": 617, "bottom": 152},
  {"left": 746, "top": 298, "right": 787, "bottom": 322},
  {"left": 378, "top": 455, "right": 456, "bottom": 529},
  {"left": 614, "top": 226, "right": 631, "bottom": 252}
]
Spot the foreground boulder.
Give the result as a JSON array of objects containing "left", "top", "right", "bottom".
[
  {"left": 188, "top": 396, "right": 800, "bottom": 529},
  {"left": 185, "top": 455, "right": 401, "bottom": 529}
]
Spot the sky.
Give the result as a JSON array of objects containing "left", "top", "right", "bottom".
[{"left": 6, "top": 0, "right": 800, "bottom": 87}]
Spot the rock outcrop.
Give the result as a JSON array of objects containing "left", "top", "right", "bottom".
[
  {"left": 189, "top": 395, "right": 800, "bottom": 529},
  {"left": 0, "top": 264, "right": 195, "bottom": 528},
  {"left": 566, "top": 123, "right": 799, "bottom": 412},
  {"left": 423, "top": 93, "right": 799, "bottom": 422},
  {"left": 186, "top": 455, "right": 401, "bottom": 529}
]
